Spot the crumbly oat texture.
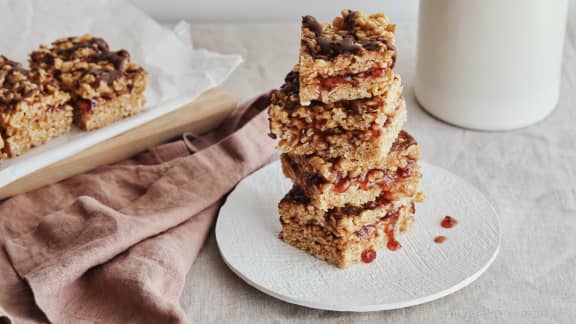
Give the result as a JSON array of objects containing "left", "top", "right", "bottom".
[
  {"left": 0, "top": 55, "right": 73, "bottom": 158},
  {"left": 269, "top": 68, "right": 401, "bottom": 135},
  {"left": 280, "top": 130, "right": 421, "bottom": 210},
  {"left": 269, "top": 70, "right": 405, "bottom": 160},
  {"left": 30, "top": 34, "right": 148, "bottom": 130},
  {"left": 279, "top": 186, "right": 418, "bottom": 236},
  {"left": 279, "top": 192, "right": 415, "bottom": 268},
  {"left": 299, "top": 10, "right": 396, "bottom": 105},
  {"left": 283, "top": 130, "right": 420, "bottom": 182},
  {"left": 281, "top": 154, "right": 421, "bottom": 211}
]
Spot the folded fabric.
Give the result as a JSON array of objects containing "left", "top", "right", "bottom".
[{"left": 0, "top": 92, "right": 275, "bottom": 324}]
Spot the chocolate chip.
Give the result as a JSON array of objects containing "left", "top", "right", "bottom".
[
  {"left": 316, "top": 37, "right": 334, "bottom": 54},
  {"left": 343, "top": 10, "right": 358, "bottom": 31},
  {"left": 285, "top": 187, "right": 311, "bottom": 204},
  {"left": 284, "top": 101, "right": 299, "bottom": 111},
  {"left": 339, "top": 36, "right": 360, "bottom": 53},
  {"left": 302, "top": 15, "right": 323, "bottom": 36},
  {"left": 314, "top": 35, "right": 362, "bottom": 58},
  {"left": 57, "top": 37, "right": 110, "bottom": 58},
  {"left": 306, "top": 173, "right": 326, "bottom": 186},
  {"left": 280, "top": 71, "right": 300, "bottom": 94},
  {"left": 359, "top": 40, "right": 381, "bottom": 51},
  {"left": 88, "top": 50, "right": 129, "bottom": 71}
]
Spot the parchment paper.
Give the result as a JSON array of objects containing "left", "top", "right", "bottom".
[{"left": 0, "top": 0, "right": 242, "bottom": 188}]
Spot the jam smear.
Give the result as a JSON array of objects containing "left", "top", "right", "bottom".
[
  {"left": 378, "top": 175, "right": 394, "bottom": 191},
  {"left": 358, "top": 176, "right": 370, "bottom": 190},
  {"left": 361, "top": 248, "right": 377, "bottom": 263},
  {"left": 434, "top": 236, "right": 447, "bottom": 244},
  {"left": 334, "top": 177, "right": 351, "bottom": 193},
  {"left": 381, "top": 210, "right": 398, "bottom": 222},
  {"left": 381, "top": 210, "right": 401, "bottom": 251},
  {"left": 397, "top": 166, "right": 412, "bottom": 178},
  {"left": 332, "top": 169, "right": 399, "bottom": 194},
  {"left": 320, "top": 74, "right": 359, "bottom": 90},
  {"left": 319, "top": 68, "right": 385, "bottom": 90},
  {"left": 441, "top": 215, "right": 458, "bottom": 228},
  {"left": 387, "top": 239, "right": 401, "bottom": 251},
  {"left": 78, "top": 99, "right": 97, "bottom": 113},
  {"left": 366, "top": 67, "right": 384, "bottom": 78},
  {"left": 397, "top": 160, "right": 414, "bottom": 178}
]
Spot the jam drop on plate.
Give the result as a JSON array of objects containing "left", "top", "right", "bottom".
[
  {"left": 387, "top": 239, "right": 401, "bottom": 251},
  {"left": 434, "top": 236, "right": 447, "bottom": 244},
  {"left": 361, "top": 248, "right": 377, "bottom": 263},
  {"left": 441, "top": 215, "right": 458, "bottom": 228}
]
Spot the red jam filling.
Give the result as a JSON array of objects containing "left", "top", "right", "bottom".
[
  {"left": 319, "top": 67, "right": 385, "bottom": 90},
  {"left": 334, "top": 177, "right": 351, "bottom": 193},
  {"left": 332, "top": 167, "right": 402, "bottom": 194},
  {"left": 77, "top": 98, "right": 97, "bottom": 114},
  {"left": 382, "top": 210, "right": 402, "bottom": 251}
]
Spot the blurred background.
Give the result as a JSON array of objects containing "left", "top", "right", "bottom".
[{"left": 129, "top": 0, "right": 419, "bottom": 23}]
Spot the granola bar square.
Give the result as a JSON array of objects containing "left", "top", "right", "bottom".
[
  {"left": 268, "top": 69, "right": 405, "bottom": 161},
  {"left": 299, "top": 10, "right": 397, "bottom": 105},
  {"left": 279, "top": 187, "right": 417, "bottom": 268},
  {"left": 279, "top": 130, "right": 421, "bottom": 210},
  {"left": 0, "top": 55, "right": 73, "bottom": 158},
  {"left": 30, "top": 34, "right": 148, "bottom": 131}
]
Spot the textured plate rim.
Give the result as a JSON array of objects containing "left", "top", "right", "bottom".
[{"left": 216, "top": 161, "right": 502, "bottom": 312}]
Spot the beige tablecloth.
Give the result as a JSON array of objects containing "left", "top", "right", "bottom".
[{"left": 181, "top": 11, "right": 576, "bottom": 323}]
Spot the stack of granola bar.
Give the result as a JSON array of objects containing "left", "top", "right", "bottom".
[{"left": 268, "top": 10, "right": 423, "bottom": 268}]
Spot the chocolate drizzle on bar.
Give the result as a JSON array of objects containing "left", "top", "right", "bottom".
[
  {"left": 30, "top": 35, "right": 145, "bottom": 94},
  {"left": 393, "top": 131, "right": 417, "bottom": 153},
  {"left": 302, "top": 13, "right": 362, "bottom": 58},
  {"left": 49, "top": 36, "right": 131, "bottom": 73},
  {"left": 88, "top": 50, "right": 130, "bottom": 71},
  {"left": 0, "top": 56, "right": 40, "bottom": 108},
  {"left": 282, "top": 186, "right": 312, "bottom": 205},
  {"left": 343, "top": 10, "right": 359, "bottom": 31},
  {"left": 281, "top": 70, "right": 300, "bottom": 94},
  {"left": 302, "top": 15, "right": 323, "bottom": 36},
  {"left": 57, "top": 36, "right": 110, "bottom": 57},
  {"left": 301, "top": 11, "right": 394, "bottom": 60}
]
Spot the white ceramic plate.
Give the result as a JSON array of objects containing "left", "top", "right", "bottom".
[{"left": 216, "top": 161, "right": 501, "bottom": 312}]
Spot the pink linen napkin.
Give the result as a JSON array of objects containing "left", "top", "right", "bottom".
[{"left": 0, "top": 92, "right": 275, "bottom": 324}]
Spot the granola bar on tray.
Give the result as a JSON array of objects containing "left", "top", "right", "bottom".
[
  {"left": 0, "top": 55, "right": 72, "bottom": 159},
  {"left": 30, "top": 34, "right": 148, "bottom": 131}
]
